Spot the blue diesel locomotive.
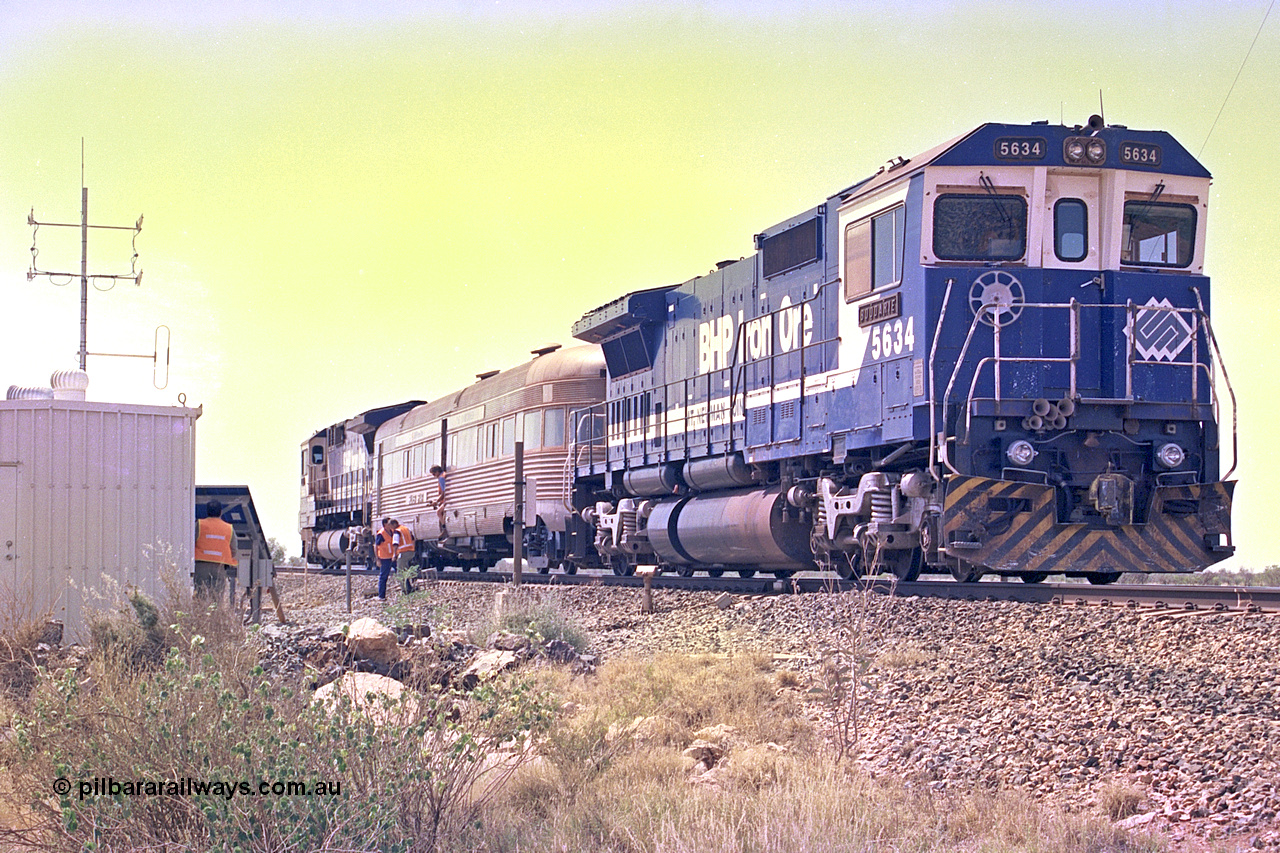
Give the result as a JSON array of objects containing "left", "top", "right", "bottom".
[{"left": 571, "top": 116, "right": 1236, "bottom": 583}]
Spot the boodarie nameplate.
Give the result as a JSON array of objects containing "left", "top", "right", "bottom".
[{"left": 858, "top": 293, "right": 901, "bottom": 327}]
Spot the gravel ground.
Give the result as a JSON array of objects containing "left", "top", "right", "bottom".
[{"left": 273, "top": 571, "right": 1280, "bottom": 851}]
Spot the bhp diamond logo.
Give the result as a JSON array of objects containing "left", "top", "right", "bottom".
[{"left": 1127, "top": 297, "right": 1193, "bottom": 362}]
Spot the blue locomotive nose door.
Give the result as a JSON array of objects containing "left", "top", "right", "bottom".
[
  {"left": 1102, "top": 271, "right": 1207, "bottom": 405},
  {"left": 1038, "top": 171, "right": 1106, "bottom": 401}
]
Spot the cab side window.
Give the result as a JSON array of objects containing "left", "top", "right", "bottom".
[{"left": 844, "top": 205, "right": 904, "bottom": 301}]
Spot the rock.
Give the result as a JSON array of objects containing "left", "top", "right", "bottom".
[
  {"left": 260, "top": 624, "right": 289, "bottom": 642},
  {"left": 682, "top": 738, "right": 726, "bottom": 767},
  {"left": 488, "top": 631, "right": 532, "bottom": 652},
  {"left": 460, "top": 649, "right": 518, "bottom": 688},
  {"left": 693, "top": 724, "right": 741, "bottom": 750},
  {"left": 1116, "top": 811, "right": 1158, "bottom": 830},
  {"left": 312, "top": 671, "right": 418, "bottom": 726},
  {"left": 346, "top": 617, "right": 401, "bottom": 666},
  {"left": 38, "top": 621, "right": 63, "bottom": 647},
  {"left": 310, "top": 663, "right": 344, "bottom": 690},
  {"left": 543, "top": 638, "right": 578, "bottom": 663}
]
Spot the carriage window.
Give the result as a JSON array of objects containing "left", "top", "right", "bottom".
[
  {"left": 523, "top": 410, "right": 543, "bottom": 451},
  {"left": 844, "top": 205, "right": 904, "bottom": 300},
  {"left": 1121, "top": 201, "right": 1195, "bottom": 268},
  {"left": 545, "top": 408, "right": 566, "bottom": 447},
  {"left": 1054, "top": 198, "right": 1088, "bottom": 262},
  {"left": 933, "top": 193, "right": 1027, "bottom": 261},
  {"left": 451, "top": 427, "right": 477, "bottom": 468},
  {"left": 502, "top": 416, "right": 516, "bottom": 456}
]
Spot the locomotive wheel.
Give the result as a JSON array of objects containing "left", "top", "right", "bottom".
[
  {"left": 737, "top": 569, "right": 756, "bottom": 578},
  {"left": 676, "top": 564, "right": 696, "bottom": 578},
  {"left": 1088, "top": 571, "right": 1122, "bottom": 585},
  {"left": 459, "top": 562, "right": 472, "bottom": 572},
  {"left": 707, "top": 568, "right": 724, "bottom": 578},
  {"left": 773, "top": 570, "right": 796, "bottom": 579},
  {"left": 560, "top": 559, "right": 578, "bottom": 575},
  {"left": 950, "top": 561, "right": 982, "bottom": 583},
  {"left": 886, "top": 547, "right": 923, "bottom": 583},
  {"left": 611, "top": 558, "right": 635, "bottom": 577},
  {"left": 1018, "top": 572, "right": 1049, "bottom": 584},
  {"left": 834, "top": 548, "right": 863, "bottom": 580},
  {"left": 537, "top": 562, "right": 551, "bottom": 575}
]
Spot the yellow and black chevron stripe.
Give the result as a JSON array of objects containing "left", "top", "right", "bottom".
[{"left": 942, "top": 476, "right": 1234, "bottom": 574}]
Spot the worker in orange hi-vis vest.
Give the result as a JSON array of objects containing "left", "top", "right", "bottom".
[
  {"left": 374, "top": 518, "right": 397, "bottom": 601},
  {"left": 393, "top": 520, "right": 417, "bottom": 594},
  {"left": 194, "top": 499, "right": 237, "bottom": 602}
]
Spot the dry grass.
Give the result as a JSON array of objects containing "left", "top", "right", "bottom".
[
  {"left": 468, "top": 652, "right": 1167, "bottom": 853},
  {"left": 1099, "top": 782, "right": 1147, "bottom": 820},
  {"left": 1, "top": 584, "right": 1178, "bottom": 853}
]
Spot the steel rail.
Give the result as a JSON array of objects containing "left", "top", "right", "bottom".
[{"left": 278, "top": 564, "right": 1280, "bottom": 612}]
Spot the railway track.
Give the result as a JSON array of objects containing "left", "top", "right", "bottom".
[{"left": 278, "top": 564, "right": 1280, "bottom": 613}]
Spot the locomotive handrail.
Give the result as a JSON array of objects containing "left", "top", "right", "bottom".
[
  {"left": 938, "top": 296, "right": 1000, "bottom": 475},
  {"left": 940, "top": 296, "right": 1235, "bottom": 481},
  {"left": 1192, "top": 286, "right": 1239, "bottom": 480},
  {"left": 928, "top": 277, "right": 957, "bottom": 478}
]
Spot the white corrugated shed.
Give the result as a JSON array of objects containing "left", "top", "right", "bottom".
[{"left": 0, "top": 397, "right": 200, "bottom": 641}]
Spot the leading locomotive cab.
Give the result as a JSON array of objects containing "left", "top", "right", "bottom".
[{"left": 576, "top": 118, "right": 1235, "bottom": 583}]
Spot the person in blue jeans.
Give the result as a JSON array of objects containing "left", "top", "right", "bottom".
[{"left": 374, "top": 518, "right": 398, "bottom": 600}]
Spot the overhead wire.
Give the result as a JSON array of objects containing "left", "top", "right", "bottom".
[{"left": 1199, "top": 0, "right": 1275, "bottom": 156}]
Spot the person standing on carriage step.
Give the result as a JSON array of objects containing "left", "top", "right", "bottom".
[
  {"left": 194, "top": 499, "right": 237, "bottom": 603},
  {"left": 430, "top": 465, "right": 448, "bottom": 541},
  {"left": 374, "top": 517, "right": 397, "bottom": 600}
]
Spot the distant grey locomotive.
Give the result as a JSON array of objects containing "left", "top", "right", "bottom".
[{"left": 571, "top": 117, "right": 1236, "bottom": 583}]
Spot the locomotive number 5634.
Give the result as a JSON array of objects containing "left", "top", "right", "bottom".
[{"left": 868, "top": 317, "right": 915, "bottom": 361}]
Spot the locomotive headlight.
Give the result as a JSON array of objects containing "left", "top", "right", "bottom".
[
  {"left": 1006, "top": 440, "right": 1037, "bottom": 467},
  {"left": 1065, "top": 138, "right": 1086, "bottom": 163},
  {"left": 1156, "top": 442, "right": 1186, "bottom": 469},
  {"left": 1086, "top": 139, "right": 1106, "bottom": 164}
]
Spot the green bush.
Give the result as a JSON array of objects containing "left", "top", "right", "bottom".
[{"left": 475, "top": 593, "right": 590, "bottom": 654}]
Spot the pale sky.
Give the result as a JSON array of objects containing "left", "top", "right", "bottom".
[{"left": 2, "top": 0, "right": 1277, "bottom": 570}]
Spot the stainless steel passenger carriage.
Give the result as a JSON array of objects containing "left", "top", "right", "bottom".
[{"left": 375, "top": 345, "right": 607, "bottom": 572}]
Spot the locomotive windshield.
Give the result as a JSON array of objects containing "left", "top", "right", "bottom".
[
  {"left": 933, "top": 193, "right": 1027, "bottom": 261},
  {"left": 1121, "top": 201, "right": 1196, "bottom": 268}
]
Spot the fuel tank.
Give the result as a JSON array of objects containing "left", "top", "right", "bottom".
[
  {"left": 647, "top": 487, "right": 813, "bottom": 570},
  {"left": 315, "top": 529, "right": 351, "bottom": 562}
]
